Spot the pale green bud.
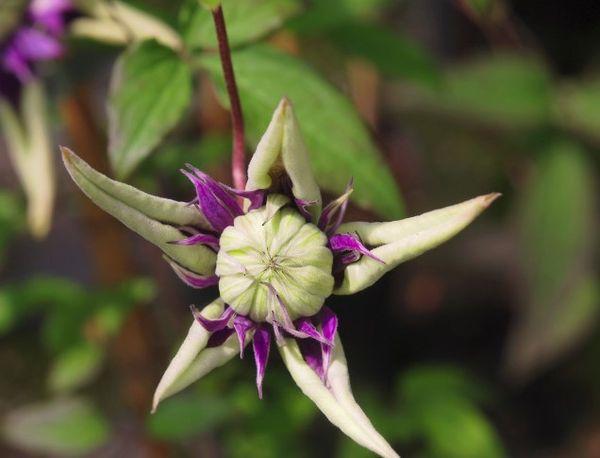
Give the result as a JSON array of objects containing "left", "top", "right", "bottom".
[
  {"left": 246, "top": 98, "right": 322, "bottom": 221},
  {"left": 216, "top": 194, "right": 334, "bottom": 322}
]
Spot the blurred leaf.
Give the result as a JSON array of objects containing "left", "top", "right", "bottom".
[
  {"left": 147, "top": 392, "right": 231, "bottom": 440},
  {"left": 505, "top": 141, "right": 598, "bottom": 380},
  {"left": 2, "top": 398, "right": 110, "bottom": 456},
  {"left": 289, "top": 0, "right": 392, "bottom": 33},
  {"left": 108, "top": 40, "right": 192, "bottom": 179},
  {"left": 0, "top": 191, "right": 23, "bottom": 263},
  {"left": 181, "top": 0, "right": 301, "bottom": 49},
  {"left": 0, "top": 0, "right": 27, "bottom": 42},
  {"left": 200, "top": 45, "right": 404, "bottom": 218},
  {"left": 325, "top": 21, "right": 440, "bottom": 87},
  {"left": 147, "top": 133, "right": 231, "bottom": 182},
  {"left": 48, "top": 344, "right": 104, "bottom": 394},
  {"left": 0, "top": 290, "right": 16, "bottom": 335},
  {"left": 555, "top": 78, "right": 600, "bottom": 146},
  {"left": 397, "top": 365, "right": 504, "bottom": 458},
  {"left": 401, "top": 54, "right": 552, "bottom": 130}
]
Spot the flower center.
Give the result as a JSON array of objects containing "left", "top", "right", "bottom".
[{"left": 216, "top": 194, "right": 334, "bottom": 322}]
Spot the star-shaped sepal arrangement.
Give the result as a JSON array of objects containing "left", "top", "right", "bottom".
[{"left": 62, "top": 98, "right": 499, "bottom": 457}]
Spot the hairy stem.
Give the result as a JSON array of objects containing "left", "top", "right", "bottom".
[{"left": 212, "top": 5, "right": 246, "bottom": 190}]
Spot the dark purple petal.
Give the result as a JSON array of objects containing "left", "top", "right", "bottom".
[
  {"left": 233, "top": 314, "right": 254, "bottom": 358},
  {"left": 165, "top": 257, "right": 219, "bottom": 289},
  {"left": 253, "top": 325, "right": 270, "bottom": 399},
  {"left": 229, "top": 188, "right": 266, "bottom": 210},
  {"left": 191, "top": 305, "right": 234, "bottom": 332},
  {"left": 186, "top": 164, "right": 243, "bottom": 213},
  {"left": 298, "top": 338, "right": 325, "bottom": 381},
  {"left": 295, "top": 317, "right": 332, "bottom": 346},
  {"left": 182, "top": 169, "right": 236, "bottom": 232},
  {"left": 318, "top": 179, "right": 353, "bottom": 235},
  {"left": 169, "top": 232, "right": 220, "bottom": 251},
  {"left": 319, "top": 307, "right": 338, "bottom": 376},
  {"left": 329, "top": 233, "right": 384, "bottom": 264},
  {"left": 207, "top": 327, "right": 235, "bottom": 348}
]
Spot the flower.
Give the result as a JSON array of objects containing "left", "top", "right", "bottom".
[
  {"left": 61, "top": 98, "right": 499, "bottom": 457},
  {"left": 0, "top": 0, "right": 74, "bottom": 101}
]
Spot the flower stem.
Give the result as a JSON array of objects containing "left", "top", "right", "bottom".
[{"left": 212, "top": 5, "right": 246, "bottom": 191}]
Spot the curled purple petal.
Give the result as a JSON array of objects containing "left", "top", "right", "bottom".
[
  {"left": 207, "top": 327, "right": 235, "bottom": 348},
  {"left": 230, "top": 188, "right": 266, "bottom": 210},
  {"left": 169, "top": 232, "right": 220, "bottom": 251},
  {"left": 253, "top": 325, "right": 271, "bottom": 399},
  {"left": 233, "top": 314, "right": 255, "bottom": 358},
  {"left": 191, "top": 305, "right": 234, "bottom": 332},
  {"left": 182, "top": 166, "right": 243, "bottom": 232},
  {"left": 165, "top": 257, "right": 219, "bottom": 289},
  {"left": 295, "top": 317, "right": 333, "bottom": 346},
  {"left": 319, "top": 179, "right": 353, "bottom": 235},
  {"left": 186, "top": 164, "right": 242, "bottom": 214},
  {"left": 329, "top": 233, "right": 384, "bottom": 264}
]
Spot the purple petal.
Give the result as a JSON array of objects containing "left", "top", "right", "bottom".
[
  {"left": 165, "top": 257, "right": 219, "bottom": 289},
  {"left": 319, "top": 307, "right": 338, "bottom": 376},
  {"left": 233, "top": 314, "right": 254, "bottom": 358},
  {"left": 12, "top": 28, "right": 63, "bottom": 61},
  {"left": 318, "top": 179, "right": 353, "bottom": 235},
  {"left": 329, "top": 233, "right": 385, "bottom": 264},
  {"left": 207, "top": 327, "right": 235, "bottom": 348},
  {"left": 186, "top": 164, "right": 243, "bottom": 213},
  {"left": 191, "top": 305, "right": 234, "bottom": 332},
  {"left": 2, "top": 46, "right": 32, "bottom": 81},
  {"left": 253, "top": 325, "right": 271, "bottom": 399},
  {"left": 295, "top": 317, "right": 333, "bottom": 346},
  {"left": 29, "top": 0, "right": 74, "bottom": 34},
  {"left": 298, "top": 338, "right": 325, "bottom": 381},
  {"left": 230, "top": 188, "right": 266, "bottom": 210},
  {"left": 169, "top": 232, "right": 220, "bottom": 251}
]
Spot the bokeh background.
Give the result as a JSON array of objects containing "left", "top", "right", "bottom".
[{"left": 1, "top": 0, "right": 599, "bottom": 456}]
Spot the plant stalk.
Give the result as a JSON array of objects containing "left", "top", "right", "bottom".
[{"left": 212, "top": 5, "right": 246, "bottom": 190}]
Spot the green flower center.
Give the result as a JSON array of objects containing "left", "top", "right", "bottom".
[{"left": 216, "top": 194, "right": 334, "bottom": 322}]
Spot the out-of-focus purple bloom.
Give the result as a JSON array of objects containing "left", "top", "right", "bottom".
[{"left": 0, "top": 0, "right": 74, "bottom": 99}]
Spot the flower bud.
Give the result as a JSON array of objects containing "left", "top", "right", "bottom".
[{"left": 216, "top": 194, "right": 334, "bottom": 322}]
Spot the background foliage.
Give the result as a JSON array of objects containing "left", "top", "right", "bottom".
[{"left": 0, "top": 0, "right": 599, "bottom": 456}]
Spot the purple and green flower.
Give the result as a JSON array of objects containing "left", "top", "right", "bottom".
[{"left": 62, "top": 98, "right": 498, "bottom": 457}]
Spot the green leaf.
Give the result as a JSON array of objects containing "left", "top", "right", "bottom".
[
  {"left": 48, "top": 344, "right": 105, "bottom": 394},
  {"left": 504, "top": 141, "right": 598, "bottom": 380},
  {"left": 147, "top": 392, "right": 231, "bottom": 440},
  {"left": 2, "top": 398, "right": 110, "bottom": 456},
  {"left": 400, "top": 54, "right": 553, "bottom": 130},
  {"left": 555, "top": 78, "right": 600, "bottom": 146},
  {"left": 397, "top": 365, "right": 504, "bottom": 458},
  {"left": 288, "top": 0, "right": 393, "bottom": 33},
  {"left": 200, "top": 45, "right": 403, "bottom": 218},
  {"left": 325, "top": 21, "right": 440, "bottom": 87},
  {"left": 181, "top": 0, "right": 301, "bottom": 49},
  {"left": 108, "top": 40, "right": 192, "bottom": 178}
]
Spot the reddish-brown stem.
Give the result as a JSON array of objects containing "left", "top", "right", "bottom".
[{"left": 212, "top": 6, "right": 246, "bottom": 191}]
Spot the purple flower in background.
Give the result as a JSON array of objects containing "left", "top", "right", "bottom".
[
  {"left": 0, "top": 0, "right": 74, "bottom": 100},
  {"left": 62, "top": 98, "right": 499, "bottom": 457}
]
